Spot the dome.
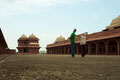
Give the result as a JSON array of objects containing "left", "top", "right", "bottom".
[
  {"left": 29, "top": 34, "right": 37, "bottom": 39},
  {"left": 19, "top": 34, "right": 27, "bottom": 39},
  {"left": 106, "top": 16, "right": 120, "bottom": 29},
  {"left": 55, "top": 35, "right": 65, "bottom": 42}
]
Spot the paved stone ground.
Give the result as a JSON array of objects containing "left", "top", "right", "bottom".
[
  {"left": 0, "top": 54, "right": 9, "bottom": 63},
  {"left": 0, "top": 54, "right": 120, "bottom": 80}
]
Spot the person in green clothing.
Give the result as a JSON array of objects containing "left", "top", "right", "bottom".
[{"left": 70, "top": 29, "right": 77, "bottom": 57}]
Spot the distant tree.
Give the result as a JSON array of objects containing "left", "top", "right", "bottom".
[{"left": 40, "top": 50, "right": 46, "bottom": 54}]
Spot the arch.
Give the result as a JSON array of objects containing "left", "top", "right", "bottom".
[
  {"left": 90, "top": 43, "right": 96, "bottom": 54},
  {"left": 90, "top": 43, "right": 96, "bottom": 55},
  {"left": 108, "top": 40, "right": 117, "bottom": 55},
  {"left": 98, "top": 42, "right": 105, "bottom": 55}
]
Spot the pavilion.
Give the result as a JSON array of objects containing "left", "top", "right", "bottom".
[{"left": 17, "top": 34, "right": 41, "bottom": 54}]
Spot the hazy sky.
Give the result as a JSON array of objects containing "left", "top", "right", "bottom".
[{"left": 0, "top": 0, "right": 120, "bottom": 51}]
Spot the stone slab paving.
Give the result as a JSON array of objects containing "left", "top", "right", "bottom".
[
  {"left": 0, "top": 54, "right": 120, "bottom": 80},
  {"left": 0, "top": 54, "right": 9, "bottom": 63}
]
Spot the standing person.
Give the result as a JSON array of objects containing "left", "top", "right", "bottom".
[
  {"left": 81, "top": 44, "right": 86, "bottom": 57},
  {"left": 80, "top": 33, "right": 87, "bottom": 57},
  {"left": 70, "top": 29, "right": 77, "bottom": 57}
]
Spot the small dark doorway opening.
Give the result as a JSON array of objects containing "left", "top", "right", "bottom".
[{"left": 24, "top": 49, "right": 27, "bottom": 53}]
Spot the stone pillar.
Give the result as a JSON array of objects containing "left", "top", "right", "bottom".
[
  {"left": 57, "top": 47, "right": 59, "bottom": 54},
  {"left": 55, "top": 48, "right": 56, "bottom": 54},
  {"left": 47, "top": 49, "right": 49, "bottom": 54},
  {"left": 48, "top": 49, "right": 50, "bottom": 54},
  {"left": 54, "top": 48, "right": 55, "bottom": 54},
  {"left": 76, "top": 45, "right": 79, "bottom": 54},
  {"left": 56, "top": 48, "right": 57, "bottom": 54},
  {"left": 49, "top": 49, "right": 50, "bottom": 54},
  {"left": 68, "top": 46, "right": 70, "bottom": 54},
  {"left": 50, "top": 49, "right": 51, "bottom": 54},
  {"left": 65, "top": 47, "right": 67, "bottom": 54},
  {"left": 60, "top": 47, "right": 62, "bottom": 54},
  {"left": 64, "top": 47, "right": 66, "bottom": 54},
  {"left": 52, "top": 48, "right": 54, "bottom": 54},
  {"left": 105, "top": 41, "right": 109, "bottom": 55},
  {"left": 59, "top": 47, "right": 61, "bottom": 54},
  {"left": 117, "top": 40, "right": 120, "bottom": 55},
  {"left": 54, "top": 48, "right": 56, "bottom": 54},
  {"left": 53, "top": 48, "right": 54, "bottom": 54},
  {"left": 61, "top": 47, "right": 63, "bottom": 54},
  {"left": 59, "top": 47, "right": 60, "bottom": 54},
  {"left": 62, "top": 47, "right": 64, "bottom": 54},
  {"left": 67, "top": 46, "right": 69, "bottom": 54},
  {"left": 50, "top": 49, "right": 52, "bottom": 54},
  {"left": 66, "top": 47, "right": 67, "bottom": 54},
  {"left": 87, "top": 43, "right": 91, "bottom": 55},
  {"left": 57, "top": 48, "right": 58, "bottom": 54},
  {"left": 51, "top": 48, "right": 52, "bottom": 54},
  {"left": 96, "top": 42, "right": 99, "bottom": 55}
]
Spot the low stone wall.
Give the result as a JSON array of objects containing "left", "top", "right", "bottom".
[{"left": 6, "top": 49, "right": 16, "bottom": 54}]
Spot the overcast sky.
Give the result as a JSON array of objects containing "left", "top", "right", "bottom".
[{"left": 0, "top": 0, "right": 120, "bottom": 51}]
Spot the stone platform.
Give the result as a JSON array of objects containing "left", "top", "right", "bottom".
[{"left": 0, "top": 54, "right": 120, "bottom": 80}]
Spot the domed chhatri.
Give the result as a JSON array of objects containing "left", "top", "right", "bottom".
[
  {"left": 19, "top": 34, "right": 27, "bottom": 40},
  {"left": 106, "top": 16, "right": 120, "bottom": 29},
  {"left": 55, "top": 35, "right": 66, "bottom": 42}
]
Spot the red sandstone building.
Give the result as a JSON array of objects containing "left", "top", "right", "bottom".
[
  {"left": 46, "top": 16, "right": 120, "bottom": 55},
  {"left": 0, "top": 28, "right": 16, "bottom": 54},
  {"left": 17, "top": 34, "right": 40, "bottom": 54},
  {"left": 0, "top": 28, "right": 8, "bottom": 54}
]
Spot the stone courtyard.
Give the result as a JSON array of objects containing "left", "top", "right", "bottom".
[{"left": 0, "top": 54, "right": 120, "bottom": 80}]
